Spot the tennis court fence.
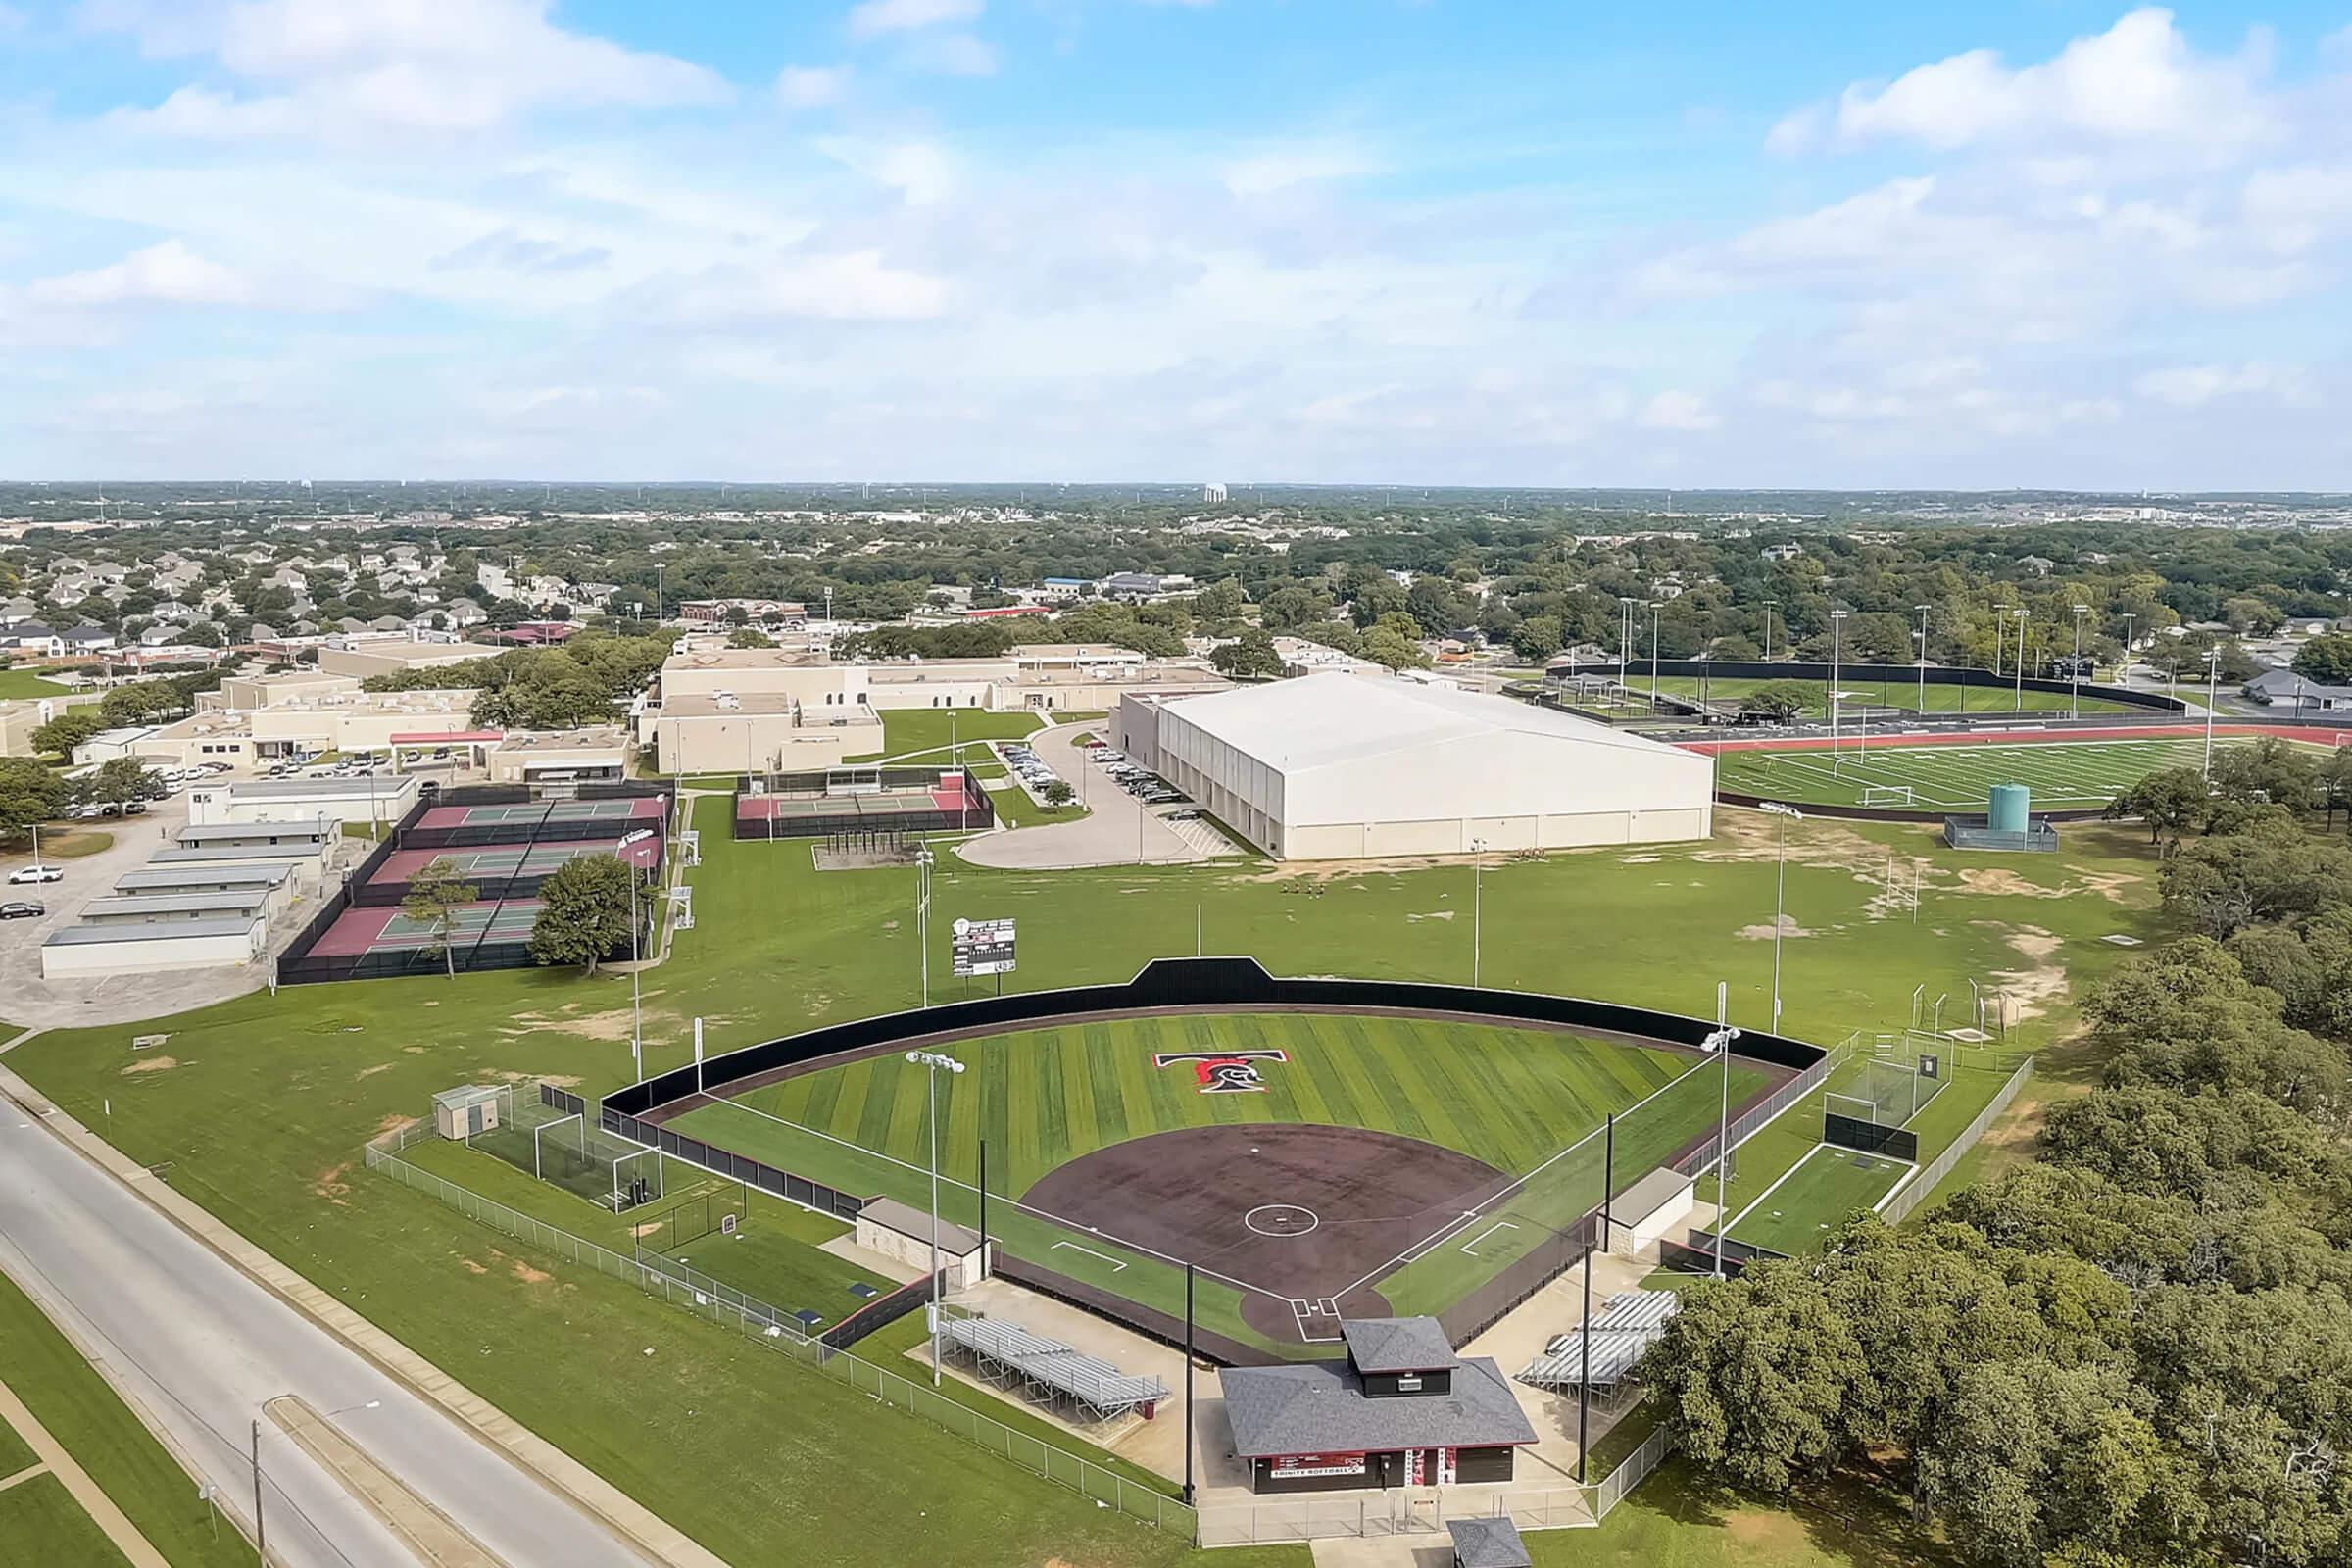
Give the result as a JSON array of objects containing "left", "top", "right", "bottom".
[{"left": 362, "top": 1124, "right": 1195, "bottom": 1539}]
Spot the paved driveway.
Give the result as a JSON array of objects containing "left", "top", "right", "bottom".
[{"left": 956, "top": 723, "right": 1209, "bottom": 870}]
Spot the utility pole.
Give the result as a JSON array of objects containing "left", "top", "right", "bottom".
[{"left": 250, "top": 1421, "right": 265, "bottom": 1561}]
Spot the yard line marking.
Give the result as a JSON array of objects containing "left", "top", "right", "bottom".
[
  {"left": 1050, "top": 1240, "right": 1127, "bottom": 1272},
  {"left": 1457, "top": 1221, "right": 1519, "bottom": 1257}
]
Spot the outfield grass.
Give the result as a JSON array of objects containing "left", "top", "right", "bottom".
[
  {"left": 0, "top": 669, "right": 70, "bottom": 699},
  {"left": 674, "top": 1013, "right": 1759, "bottom": 1348},
  {"left": 0, "top": 1266, "right": 256, "bottom": 1565},
  {"left": 1710, "top": 734, "right": 2316, "bottom": 811},
  {"left": 0, "top": 803, "right": 2170, "bottom": 1563},
  {"left": 848, "top": 710, "right": 1044, "bottom": 762},
  {"left": 1614, "top": 673, "right": 2138, "bottom": 717},
  {"left": 1726, "top": 1144, "right": 1911, "bottom": 1255}
]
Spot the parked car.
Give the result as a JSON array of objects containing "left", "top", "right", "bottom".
[
  {"left": 0, "top": 901, "right": 43, "bottom": 919},
  {"left": 8, "top": 865, "right": 64, "bottom": 885}
]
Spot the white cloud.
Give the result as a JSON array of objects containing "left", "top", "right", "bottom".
[
  {"left": 909, "top": 32, "right": 997, "bottom": 77},
  {"left": 818, "top": 137, "right": 960, "bottom": 205},
  {"left": 1638, "top": 390, "right": 1719, "bottom": 431},
  {"left": 1222, "top": 143, "right": 1383, "bottom": 196},
  {"left": 27, "top": 240, "right": 252, "bottom": 307},
  {"left": 2132, "top": 362, "right": 2294, "bottom": 407},
  {"left": 93, "top": 0, "right": 728, "bottom": 139},
  {"left": 1821, "top": 9, "right": 2276, "bottom": 152},
  {"left": 777, "top": 65, "right": 851, "bottom": 109},
  {"left": 847, "top": 0, "right": 983, "bottom": 39}
]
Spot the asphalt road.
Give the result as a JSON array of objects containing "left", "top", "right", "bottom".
[{"left": 0, "top": 1099, "right": 651, "bottom": 1568}]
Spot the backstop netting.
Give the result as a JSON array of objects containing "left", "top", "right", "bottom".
[
  {"left": 1823, "top": 1056, "right": 1944, "bottom": 1160},
  {"left": 469, "top": 1087, "right": 666, "bottom": 1209}
]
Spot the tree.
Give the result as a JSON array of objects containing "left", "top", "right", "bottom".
[
  {"left": 1357, "top": 625, "right": 1431, "bottom": 671},
  {"left": 2209, "top": 735, "right": 2321, "bottom": 814},
  {"left": 1210, "top": 630, "right": 1283, "bottom": 680},
  {"left": 0, "top": 756, "right": 70, "bottom": 847},
  {"left": 1509, "top": 614, "right": 1563, "bottom": 663},
  {"left": 1192, "top": 578, "right": 1247, "bottom": 620},
  {"left": 2291, "top": 634, "right": 2352, "bottom": 686},
  {"left": 29, "top": 710, "right": 102, "bottom": 759},
  {"left": 399, "top": 857, "right": 478, "bottom": 978},
  {"left": 726, "top": 627, "right": 773, "bottom": 649},
  {"left": 2102, "top": 765, "right": 2209, "bottom": 851},
  {"left": 1041, "top": 779, "right": 1075, "bottom": 808},
  {"left": 527, "top": 854, "right": 636, "bottom": 976},
  {"left": 1257, "top": 582, "right": 1331, "bottom": 632},
  {"left": 1739, "top": 679, "right": 1819, "bottom": 724},
  {"left": 87, "top": 756, "right": 158, "bottom": 808},
  {"left": 98, "top": 680, "right": 183, "bottom": 727}
]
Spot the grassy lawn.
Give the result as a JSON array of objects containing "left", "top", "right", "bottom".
[
  {"left": 848, "top": 710, "right": 1043, "bottom": 762},
  {"left": 18, "top": 827, "right": 114, "bottom": 860},
  {"left": 0, "top": 1474, "right": 134, "bottom": 1567},
  {"left": 1558, "top": 1459, "right": 1956, "bottom": 1568},
  {"left": 0, "top": 802, "right": 2168, "bottom": 1564},
  {"left": 0, "top": 669, "right": 70, "bottom": 698},
  {"left": 985, "top": 781, "right": 1085, "bottom": 828},
  {"left": 0, "top": 1266, "right": 256, "bottom": 1565},
  {"left": 1612, "top": 673, "right": 2137, "bottom": 717},
  {"left": 0, "top": 1406, "right": 36, "bottom": 1477},
  {"left": 1710, "top": 733, "right": 2326, "bottom": 812}
]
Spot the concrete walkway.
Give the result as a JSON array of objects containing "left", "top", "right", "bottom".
[{"left": 0, "top": 1375, "right": 172, "bottom": 1568}]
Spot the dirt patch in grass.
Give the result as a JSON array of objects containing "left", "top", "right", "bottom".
[
  {"left": 504, "top": 1007, "right": 636, "bottom": 1044},
  {"left": 483, "top": 1069, "right": 584, "bottom": 1088},
  {"left": 511, "top": 1259, "right": 552, "bottom": 1285},
  {"left": 312, "top": 1163, "right": 352, "bottom": 1203},
  {"left": 1737, "top": 916, "right": 1817, "bottom": 940},
  {"left": 459, "top": 1258, "right": 488, "bottom": 1276},
  {"left": 356, "top": 1063, "right": 395, "bottom": 1080},
  {"left": 1701, "top": 808, "right": 1882, "bottom": 868},
  {"left": 1405, "top": 909, "right": 1456, "bottom": 922},
  {"left": 1981, "top": 924, "right": 2068, "bottom": 1020},
  {"left": 119, "top": 1055, "right": 176, "bottom": 1076},
  {"left": 373, "top": 1113, "right": 417, "bottom": 1138}
]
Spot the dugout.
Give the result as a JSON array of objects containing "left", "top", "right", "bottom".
[
  {"left": 854, "top": 1196, "right": 990, "bottom": 1289},
  {"left": 1218, "top": 1318, "right": 1537, "bottom": 1494},
  {"left": 1609, "top": 1167, "right": 1696, "bottom": 1258}
]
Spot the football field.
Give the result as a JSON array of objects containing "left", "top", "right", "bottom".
[{"left": 1711, "top": 733, "right": 2328, "bottom": 811}]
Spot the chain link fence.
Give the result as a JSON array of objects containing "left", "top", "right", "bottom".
[
  {"left": 363, "top": 1131, "right": 1195, "bottom": 1540},
  {"left": 1877, "top": 1057, "right": 2035, "bottom": 1227}
]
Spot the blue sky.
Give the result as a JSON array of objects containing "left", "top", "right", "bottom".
[{"left": 0, "top": 2, "right": 2346, "bottom": 488}]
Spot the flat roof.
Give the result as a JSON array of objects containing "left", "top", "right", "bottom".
[
  {"left": 495, "top": 729, "right": 628, "bottom": 753},
  {"left": 82, "top": 891, "right": 271, "bottom": 918},
  {"left": 858, "top": 1196, "right": 982, "bottom": 1256},
  {"left": 147, "top": 846, "right": 322, "bottom": 867},
  {"left": 177, "top": 817, "right": 336, "bottom": 843},
  {"left": 1616, "top": 1167, "right": 1697, "bottom": 1226},
  {"left": 1219, "top": 1356, "right": 1537, "bottom": 1459},
  {"left": 664, "top": 692, "right": 803, "bottom": 718},
  {"left": 45, "top": 916, "right": 261, "bottom": 947},
  {"left": 213, "top": 777, "right": 418, "bottom": 800},
  {"left": 114, "top": 863, "right": 294, "bottom": 892}
]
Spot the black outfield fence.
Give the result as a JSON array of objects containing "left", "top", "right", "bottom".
[
  {"left": 596, "top": 957, "right": 1827, "bottom": 1364},
  {"left": 1823, "top": 1112, "right": 1921, "bottom": 1162},
  {"left": 1544, "top": 660, "right": 2187, "bottom": 716},
  {"left": 1659, "top": 1228, "right": 1788, "bottom": 1277},
  {"left": 818, "top": 1269, "right": 948, "bottom": 1350}
]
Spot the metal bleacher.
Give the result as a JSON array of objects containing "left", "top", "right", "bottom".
[
  {"left": 1514, "top": 1291, "right": 1680, "bottom": 1399},
  {"left": 940, "top": 1315, "right": 1170, "bottom": 1423}
]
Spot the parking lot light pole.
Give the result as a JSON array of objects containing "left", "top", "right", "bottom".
[{"left": 906, "top": 1049, "right": 966, "bottom": 1387}]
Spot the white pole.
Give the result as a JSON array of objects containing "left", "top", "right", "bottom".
[
  {"left": 693, "top": 1016, "right": 705, "bottom": 1096},
  {"left": 927, "top": 1061, "right": 941, "bottom": 1385},
  {"left": 2203, "top": 649, "right": 2221, "bottom": 778},
  {"left": 1916, "top": 606, "right": 1931, "bottom": 714},
  {"left": 1829, "top": 611, "right": 1844, "bottom": 771},
  {"left": 2071, "top": 606, "right": 2087, "bottom": 718},
  {"left": 2014, "top": 610, "right": 2028, "bottom": 711},
  {"left": 1470, "top": 840, "right": 1484, "bottom": 988},
  {"left": 630, "top": 876, "right": 643, "bottom": 1082}
]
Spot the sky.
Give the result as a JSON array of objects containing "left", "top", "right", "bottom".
[{"left": 0, "top": 1, "right": 2347, "bottom": 489}]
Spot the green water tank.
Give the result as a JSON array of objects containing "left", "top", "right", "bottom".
[{"left": 1988, "top": 783, "right": 2031, "bottom": 834}]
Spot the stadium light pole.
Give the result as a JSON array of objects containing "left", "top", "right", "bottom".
[
  {"left": 1828, "top": 610, "right": 1847, "bottom": 770},
  {"left": 906, "top": 1049, "right": 966, "bottom": 1388},
  {"left": 2012, "top": 608, "right": 2029, "bottom": 711},
  {"left": 1618, "top": 596, "right": 1636, "bottom": 679},
  {"left": 2121, "top": 612, "right": 2136, "bottom": 681},
  {"left": 2070, "top": 605, "right": 2089, "bottom": 718},
  {"left": 1761, "top": 600, "right": 1777, "bottom": 663},
  {"left": 629, "top": 873, "right": 642, "bottom": 1081},
  {"left": 2203, "top": 646, "right": 2223, "bottom": 779},
  {"left": 1757, "top": 803, "right": 1801, "bottom": 1030},
  {"left": 1469, "top": 838, "right": 1487, "bottom": 988},
  {"left": 1704, "top": 1014, "right": 1742, "bottom": 1280},
  {"left": 1647, "top": 602, "right": 1662, "bottom": 707},
  {"left": 1914, "top": 606, "right": 1932, "bottom": 715},
  {"left": 914, "top": 849, "right": 934, "bottom": 1007}
]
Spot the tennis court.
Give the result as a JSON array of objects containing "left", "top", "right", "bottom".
[
  {"left": 1707, "top": 729, "right": 2339, "bottom": 811},
  {"left": 307, "top": 899, "right": 544, "bottom": 956},
  {"left": 416, "top": 796, "right": 664, "bottom": 830},
  {"left": 368, "top": 841, "right": 647, "bottom": 887}
]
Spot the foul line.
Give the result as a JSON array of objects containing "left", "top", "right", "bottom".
[
  {"left": 1049, "top": 1241, "right": 1127, "bottom": 1273},
  {"left": 1457, "top": 1221, "right": 1519, "bottom": 1257}
]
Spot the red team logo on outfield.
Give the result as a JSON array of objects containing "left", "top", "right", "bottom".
[{"left": 1153, "top": 1050, "right": 1288, "bottom": 1094}]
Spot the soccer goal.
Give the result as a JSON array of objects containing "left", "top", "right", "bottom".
[
  {"left": 1860, "top": 785, "right": 1917, "bottom": 808},
  {"left": 1824, "top": 1055, "right": 1948, "bottom": 1129}
]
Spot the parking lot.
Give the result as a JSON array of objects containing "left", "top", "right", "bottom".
[{"left": 956, "top": 723, "right": 1221, "bottom": 870}]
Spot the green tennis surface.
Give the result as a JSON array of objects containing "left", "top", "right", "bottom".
[
  {"left": 1712, "top": 734, "right": 2320, "bottom": 810},
  {"left": 1725, "top": 1142, "right": 1912, "bottom": 1255}
]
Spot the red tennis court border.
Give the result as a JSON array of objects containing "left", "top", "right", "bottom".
[
  {"left": 307, "top": 899, "right": 546, "bottom": 956},
  {"left": 1679, "top": 722, "right": 2351, "bottom": 757},
  {"left": 366, "top": 841, "right": 644, "bottom": 887}
]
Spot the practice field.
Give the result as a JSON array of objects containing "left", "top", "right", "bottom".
[
  {"left": 1617, "top": 673, "right": 2141, "bottom": 717},
  {"left": 307, "top": 899, "right": 542, "bottom": 956},
  {"left": 1708, "top": 732, "right": 2329, "bottom": 811},
  {"left": 664, "top": 1010, "right": 1778, "bottom": 1354},
  {"left": 1724, "top": 1143, "right": 1913, "bottom": 1255}
]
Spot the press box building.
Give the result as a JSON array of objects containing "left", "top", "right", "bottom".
[{"left": 1114, "top": 674, "right": 1713, "bottom": 860}]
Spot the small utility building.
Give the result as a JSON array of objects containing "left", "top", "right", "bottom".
[
  {"left": 1116, "top": 673, "right": 1712, "bottom": 860},
  {"left": 1218, "top": 1317, "right": 1537, "bottom": 1493}
]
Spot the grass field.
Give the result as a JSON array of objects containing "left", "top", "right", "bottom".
[
  {"left": 1725, "top": 1144, "right": 1913, "bottom": 1255},
  {"left": 1606, "top": 673, "right": 2139, "bottom": 716},
  {"left": 1710, "top": 734, "right": 2318, "bottom": 811},
  {"left": 0, "top": 797, "right": 2174, "bottom": 1563},
  {"left": 848, "top": 709, "right": 1045, "bottom": 762},
  {"left": 0, "top": 1265, "right": 256, "bottom": 1566},
  {"left": 0, "top": 669, "right": 70, "bottom": 698},
  {"left": 670, "top": 1012, "right": 1763, "bottom": 1349}
]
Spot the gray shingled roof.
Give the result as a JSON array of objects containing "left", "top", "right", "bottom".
[
  {"left": 1218, "top": 1356, "right": 1536, "bottom": 1459},
  {"left": 1342, "top": 1317, "right": 1460, "bottom": 1375},
  {"left": 1446, "top": 1516, "right": 1532, "bottom": 1567}
]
